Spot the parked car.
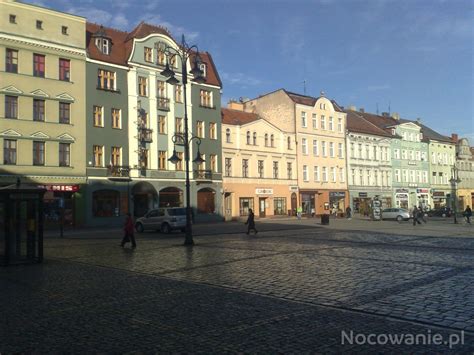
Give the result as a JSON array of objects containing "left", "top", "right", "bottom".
[
  {"left": 381, "top": 208, "right": 411, "bottom": 222},
  {"left": 135, "top": 207, "right": 187, "bottom": 233},
  {"left": 427, "top": 207, "right": 452, "bottom": 218}
]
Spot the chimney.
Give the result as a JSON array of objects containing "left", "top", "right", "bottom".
[
  {"left": 227, "top": 100, "right": 244, "bottom": 111},
  {"left": 381, "top": 112, "right": 389, "bottom": 117},
  {"left": 347, "top": 105, "right": 356, "bottom": 111},
  {"left": 416, "top": 117, "right": 421, "bottom": 124},
  {"left": 391, "top": 112, "right": 400, "bottom": 120},
  {"left": 359, "top": 108, "right": 365, "bottom": 113},
  {"left": 451, "top": 133, "right": 458, "bottom": 143}
]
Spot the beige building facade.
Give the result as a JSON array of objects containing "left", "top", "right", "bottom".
[
  {"left": 243, "top": 90, "right": 349, "bottom": 216},
  {"left": 0, "top": 0, "right": 87, "bottom": 225},
  {"left": 222, "top": 106, "right": 297, "bottom": 220}
]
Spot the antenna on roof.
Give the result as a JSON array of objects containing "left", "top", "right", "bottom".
[
  {"left": 388, "top": 100, "right": 391, "bottom": 115},
  {"left": 376, "top": 102, "right": 379, "bottom": 115},
  {"left": 302, "top": 80, "right": 307, "bottom": 95}
]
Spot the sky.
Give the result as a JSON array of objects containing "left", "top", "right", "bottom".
[{"left": 32, "top": 0, "right": 473, "bottom": 143}]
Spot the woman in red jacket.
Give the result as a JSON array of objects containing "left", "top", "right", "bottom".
[{"left": 120, "top": 213, "right": 137, "bottom": 248}]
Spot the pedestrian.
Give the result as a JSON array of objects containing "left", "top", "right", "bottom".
[
  {"left": 297, "top": 206, "right": 302, "bottom": 220},
  {"left": 245, "top": 208, "right": 258, "bottom": 235},
  {"left": 418, "top": 205, "right": 427, "bottom": 223},
  {"left": 311, "top": 207, "right": 315, "bottom": 218},
  {"left": 464, "top": 206, "right": 472, "bottom": 224},
  {"left": 120, "top": 213, "right": 137, "bottom": 248},
  {"left": 412, "top": 206, "right": 421, "bottom": 226},
  {"left": 346, "top": 206, "right": 352, "bottom": 220}
]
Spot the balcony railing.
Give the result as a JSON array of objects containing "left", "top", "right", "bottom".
[
  {"left": 157, "top": 97, "right": 170, "bottom": 111},
  {"left": 194, "top": 169, "right": 212, "bottom": 181},
  {"left": 139, "top": 128, "right": 153, "bottom": 143},
  {"left": 107, "top": 165, "right": 130, "bottom": 178}
]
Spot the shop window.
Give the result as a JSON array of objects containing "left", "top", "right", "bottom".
[
  {"left": 274, "top": 197, "right": 287, "bottom": 215},
  {"left": 239, "top": 197, "right": 254, "bottom": 216},
  {"left": 92, "top": 189, "right": 120, "bottom": 217}
]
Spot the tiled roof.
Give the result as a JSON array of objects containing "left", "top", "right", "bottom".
[
  {"left": 346, "top": 110, "right": 393, "bottom": 138},
  {"left": 284, "top": 90, "right": 344, "bottom": 112},
  {"left": 221, "top": 108, "right": 261, "bottom": 126},
  {"left": 125, "top": 21, "right": 172, "bottom": 42},
  {"left": 190, "top": 52, "right": 222, "bottom": 87}
]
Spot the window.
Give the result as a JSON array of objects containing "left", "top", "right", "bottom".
[
  {"left": 200, "top": 90, "right": 213, "bottom": 108},
  {"left": 33, "top": 99, "right": 45, "bottom": 121},
  {"left": 242, "top": 159, "right": 249, "bottom": 178},
  {"left": 6, "top": 49, "right": 18, "bottom": 73},
  {"left": 108, "top": 108, "right": 120, "bottom": 129},
  {"left": 93, "top": 190, "right": 120, "bottom": 217},
  {"left": 157, "top": 45, "right": 166, "bottom": 65},
  {"left": 97, "top": 69, "right": 115, "bottom": 90},
  {"left": 157, "top": 80, "right": 166, "bottom": 98},
  {"left": 9, "top": 15, "right": 16, "bottom": 24},
  {"left": 175, "top": 117, "right": 183, "bottom": 133},
  {"left": 158, "top": 116, "right": 166, "bottom": 134},
  {"left": 170, "top": 54, "right": 177, "bottom": 68},
  {"left": 373, "top": 146, "right": 377, "bottom": 161},
  {"left": 351, "top": 169, "right": 356, "bottom": 185},
  {"left": 320, "top": 115, "right": 326, "bottom": 130},
  {"left": 303, "top": 165, "right": 308, "bottom": 181},
  {"left": 111, "top": 147, "right": 121, "bottom": 166},
  {"left": 36, "top": 20, "right": 43, "bottom": 30},
  {"left": 402, "top": 150, "right": 407, "bottom": 160},
  {"left": 287, "top": 162, "right": 292, "bottom": 179},
  {"left": 253, "top": 132, "right": 257, "bottom": 145},
  {"left": 321, "top": 141, "right": 327, "bottom": 157},
  {"left": 302, "top": 138, "right": 308, "bottom": 155},
  {"left": 270, "top": 134, "right": 274, "bottom": 147},
  {"left": 225, "top": 158, "right": 232, "bottom": 177},
  {"left": 329, "top": 117, "right": 333, "bottom": 130},
  {"left": 274, "top": 197, "right": 287, "bottom": 216},
  {"left": 4, "top": 139, "right": 17, "bottom": 165},
  {"left": 359, "top": 169, "right": 363, "bottom": 185},
  {"left": 402, "top": 132, "right": 407, "bottom": 141},
  {"left": 366, "top": 145, "right": 370, "bottom": 160},
  {"left": 59, "top": 143, "right": 70, "bottom": 167},
  {"left": 196, "top": 121, "right": 204, "bottom": 138},
  {"left": 331, "top": 167, "right": 336, "bottom": 182},
  {"left": 402, "top": 169, "right": 408, "bottom": 183},
  {"left": 350, "top": 143, "right": 354, "bottom": 158},
  {"left": 423, "top": 171, "right": 428, "bottom": 183},
  {"left": 246, "top": 131, "right": 251, "bottom": 145},
  {"left": 287, "top": 136, "right": 291, "bottom": 150},
  {"left": 199, "top": 63, "right": 207, "bottom": 77},
  {"left": 93, "top": 106, "right": 103, "bottom": 127},
  {"left": 158, "top": 151, "right": 167, "bottom": 170},
  {"left": 264, "top": 134, "right": 269, "bottom": 147},
  {"left": 144, "top": 47, "right": 152, "bottom": 62},
  {"left": 196, "top": 154, "right": 206, "bottom": 172},
  {"left": 33, "top": 53, "right": 45, "bottom": 77},
  {"left": 395, "top": 169, "right": 401, "bottom": 182},
  {"left": 367, "top": 169, "right": 371, "bottom": 185},
  {"left": 313, "top": 140, "right": 318, "bottom": 156},
  {"left": 59, "top": 102, "right": 70, "bottom": 124},
  {"left": 226, "top": 128, "right": 231, "bottom": 143},
  {"left": 209, "top": 122, "right": 217, "bottom": 140},
  {"left": 210, "top": 154, "right": 217, "bottom": 172},
  {"left": 59, "top": 58, "right": 70, "bottom": 81},
  {"left": 358, "top": 143, "right": 362, "bottom": 158},
  {"left": 175, "top": 85, "right": 183, "bottom": 103},
  {"left": 93, "top": 145, "right": 103, "bottom": 167},
  {"left": 301, "top": 111, "right": 307, "bottom": 127},
  {"left": 394, "top": 149, "right": 400, "bottom": 159},
  {"left": 95, "top": 38, "right": 110, "bottom": 55},
  {"left": 329, "top": 142, "right": 334, "bottom": 157},
  {"left": 176, "top": 152, "right": 184, "bottom": 171},
  {"left": 338, "top": 143, "right": 343, "bottom": 158},
  {"left": 239, "top": 197, "right": 254, "bottom": 216},
  {"left": 322, "top": 167, "right": 328, "bottom": 182},
  {"left": 62, "top": 26, "right": 68, "bottom": 35},
  {"left": 409, "top": 150, "right": 414, "bottom": 161},
  {"left": 312, "top": 114, "right": 317, "bottom": 129},
  {"left": 273, "top": 161, "right": 279, "bottom": 179},
  {"left": 338, "top": 118, "right": 343, "bottom": 132},
  {"left": 138, "top": 76, "right": 148, "bottom": 96},
  {"left": 314, "top": 166, "right": 320, "bottom": 181},
  {"left": 410, "top": 170, "right": 415, "bottom": 183},
  {"left": 258, "top": 160, "right": 264, "bottom": 178}
]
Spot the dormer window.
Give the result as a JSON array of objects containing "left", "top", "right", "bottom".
[
  {"left": 199, "top": 63, "right": 207, "bottom": 77},
  {"left": 9, "top": 15, "right": 16, "bottom": 24},
  {"left": 36, "top": 20, "right": 43, "bottom": 30},
  {"left": 391, "top": 128, "right": 396, "bottom": 135},
  {"left": 95, "top": 38, "right": 110, "bottom": 55}
]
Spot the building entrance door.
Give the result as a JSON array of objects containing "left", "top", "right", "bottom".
[
  {"left": 224, "top": 193, "right": 232, "bottom": 221},
  {"left": 259, "top": 198, "right": 266, "bottom": 218},
  {"left": 291, "top": 193, "right": 297, "bottom": 216}
]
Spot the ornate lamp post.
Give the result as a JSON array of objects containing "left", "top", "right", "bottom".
[
  {"left": 449, "top": 164, "right": 461, "bottom": 224},
  {"left": 161, "top": 35, "right": 206, "bottom": 246}
]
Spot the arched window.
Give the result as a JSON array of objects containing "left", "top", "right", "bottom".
[
  {"left": 159, "top": 187, "right": 183, "bottom": 208},
  {"left": 197, "top": 188, "right": 216, "bottom": 214},
  {"left": 246, "top": 131, "right": 250, "bottom": 145},
  {"left": 226, "top": 128, "right": 231, "bottom": 143},
  {"left": 265, "top": 134, "right": 268, "bottom": 147},
  {"left": 92, "top": 189, "right": 120, "bottom": 217},
  {"left": 270, "top": 134, "right": 274, "bottom": 147},
  {"left": 253, "top": 132, "right": 257, "bottom": 145}
]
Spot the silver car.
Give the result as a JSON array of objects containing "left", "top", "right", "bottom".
[
  {"left": 135, "top": 207, "right": 187, "bottom": 234},
  {"left": 381, "top": 208, "right": 411, "bottom": 222}
]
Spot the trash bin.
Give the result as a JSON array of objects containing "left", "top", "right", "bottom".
[{"left": 321, "top": 214, "right": 330, "bottom": 225}]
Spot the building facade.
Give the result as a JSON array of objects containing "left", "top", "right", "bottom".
[
  {"left": 345, "top": 110, "right": 393, "bottom": 214},
  {"left": 0, "top": 0, "right": 87, "bottom": 227},
  {"left": 243, "top": 90, "right": 349, "bottom": 216},
  {"left": 221, "top": 106, "right": 297, "bottom": 220},
  {"left": 454, "top": 137, "right": 474, "bottom": 210}
]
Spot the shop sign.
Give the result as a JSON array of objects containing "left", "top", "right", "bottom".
[
  {"left": 256, "top": 188, "right": 273, "bottom": 195},
  {"left": 396, "top": 193, "right": 409, "bottom": 200},
  {"left": 329, "top": 191, "right": 345, "bottom": 198},
  {"left": 38, "top": 185, "right": 80, "bottom": 192},
  {"left": 289, "top": 186, "right": 298, "bottom": 192},
  {"left": 395, "top": 188, "right": 409, "bottom": 193},
  {"left": 417, "top": 188, "right": 429, "bottom": 194},
  {"left": 358, "top": 192, "right": 368, "bottom": 197},
  {"left": 433, "top": 191, "right": 445, "bottom": 197}
]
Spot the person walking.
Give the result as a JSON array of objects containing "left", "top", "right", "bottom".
[
  {"left": 464, "top": 206, "right": 472, "bottom": 224},
  {"left": 346, "top": 206, "right": 352, "bottom": 220},
  {"left": 418, "top": 205, "right": 427, "bottom": 223},
  {"left": 245, "top": 208, "right": 258, "bottom": 235},
  {"left": 297, "top": 206, "right": 302, "bottom": 220},
  {"left": 412, "top": 206, "right": 421, "bottom": 226},
  {"left": 121, "top": 213, "right": 137, "bottom": 248}
]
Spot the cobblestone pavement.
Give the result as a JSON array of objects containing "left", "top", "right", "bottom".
[{"left": 2, "top": 226, "right": 474, "bottom": 353}]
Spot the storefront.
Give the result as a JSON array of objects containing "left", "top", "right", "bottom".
[
  {"left": 329, "top": 191, "right": 346, "bottom": 215},
  {"left": 39, "top": 184, "right": 81, "bottom": 228},
  {"left": 416, "top": 188, "right": 430, "bottom": 210},
  {"left": 299, "top": 190, "right": 316, "bottom": 216},
  {"left": 432, "top": 190, "right": 447, "bottom": 209},
  {"left": 394, "top": 188, "right": 409, "bottom": 209},
  {"left": 351, "top": 191, "right": 392, "bottom": 215}
]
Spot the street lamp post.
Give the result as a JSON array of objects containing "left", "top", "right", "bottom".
[
  {"left": 161, "top": 35, "right": 206, "bottom": 246},
  {"left": 449, "top": 164, "right": 461, "bottom": 224}
]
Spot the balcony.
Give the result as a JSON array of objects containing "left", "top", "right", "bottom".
[
  {"left": 157, "top": 97, "right": 170, "bottom": 111},
  {"left": 107, "top": 165, "right": 131, "bottom": 180},
  {"left": 139, "top": 128, "right": 153, "bottom": 143},
  {"left": 194, "top": 169, "right": 212, "bottom": 182}
]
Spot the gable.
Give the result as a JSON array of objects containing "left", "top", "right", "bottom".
[
  {"left": 57, "top": 133, "right": 75, "bottom": 141},
  {"left": 30, "top": 131, "right": 50, "bottom": 139},
  {"left": 30, "top": 89, "right": 50, "bottom": 98},
  {"left": 56, "top": 93, "right": 75, "bottom": 102},
  {"left": 1, "top": 85, "right": 23, "bottom": 94},
  {"left": 0, "top": 129, "right": 22, "bottom": 137},
  {"left": 398, "top": 122, "right": 421, "bottom": 131}
]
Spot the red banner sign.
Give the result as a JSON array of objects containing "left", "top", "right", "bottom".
[{"left": 39, "top": 185, "right": 80, "bottom": 192}]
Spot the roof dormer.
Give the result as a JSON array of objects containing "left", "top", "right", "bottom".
[{"left": 92, "top": 26, "right": 111, "bottom": 55}]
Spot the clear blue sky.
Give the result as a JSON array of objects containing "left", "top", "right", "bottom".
[{"left": 35, "top": 0, "right": 473, "bottom": 142}]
